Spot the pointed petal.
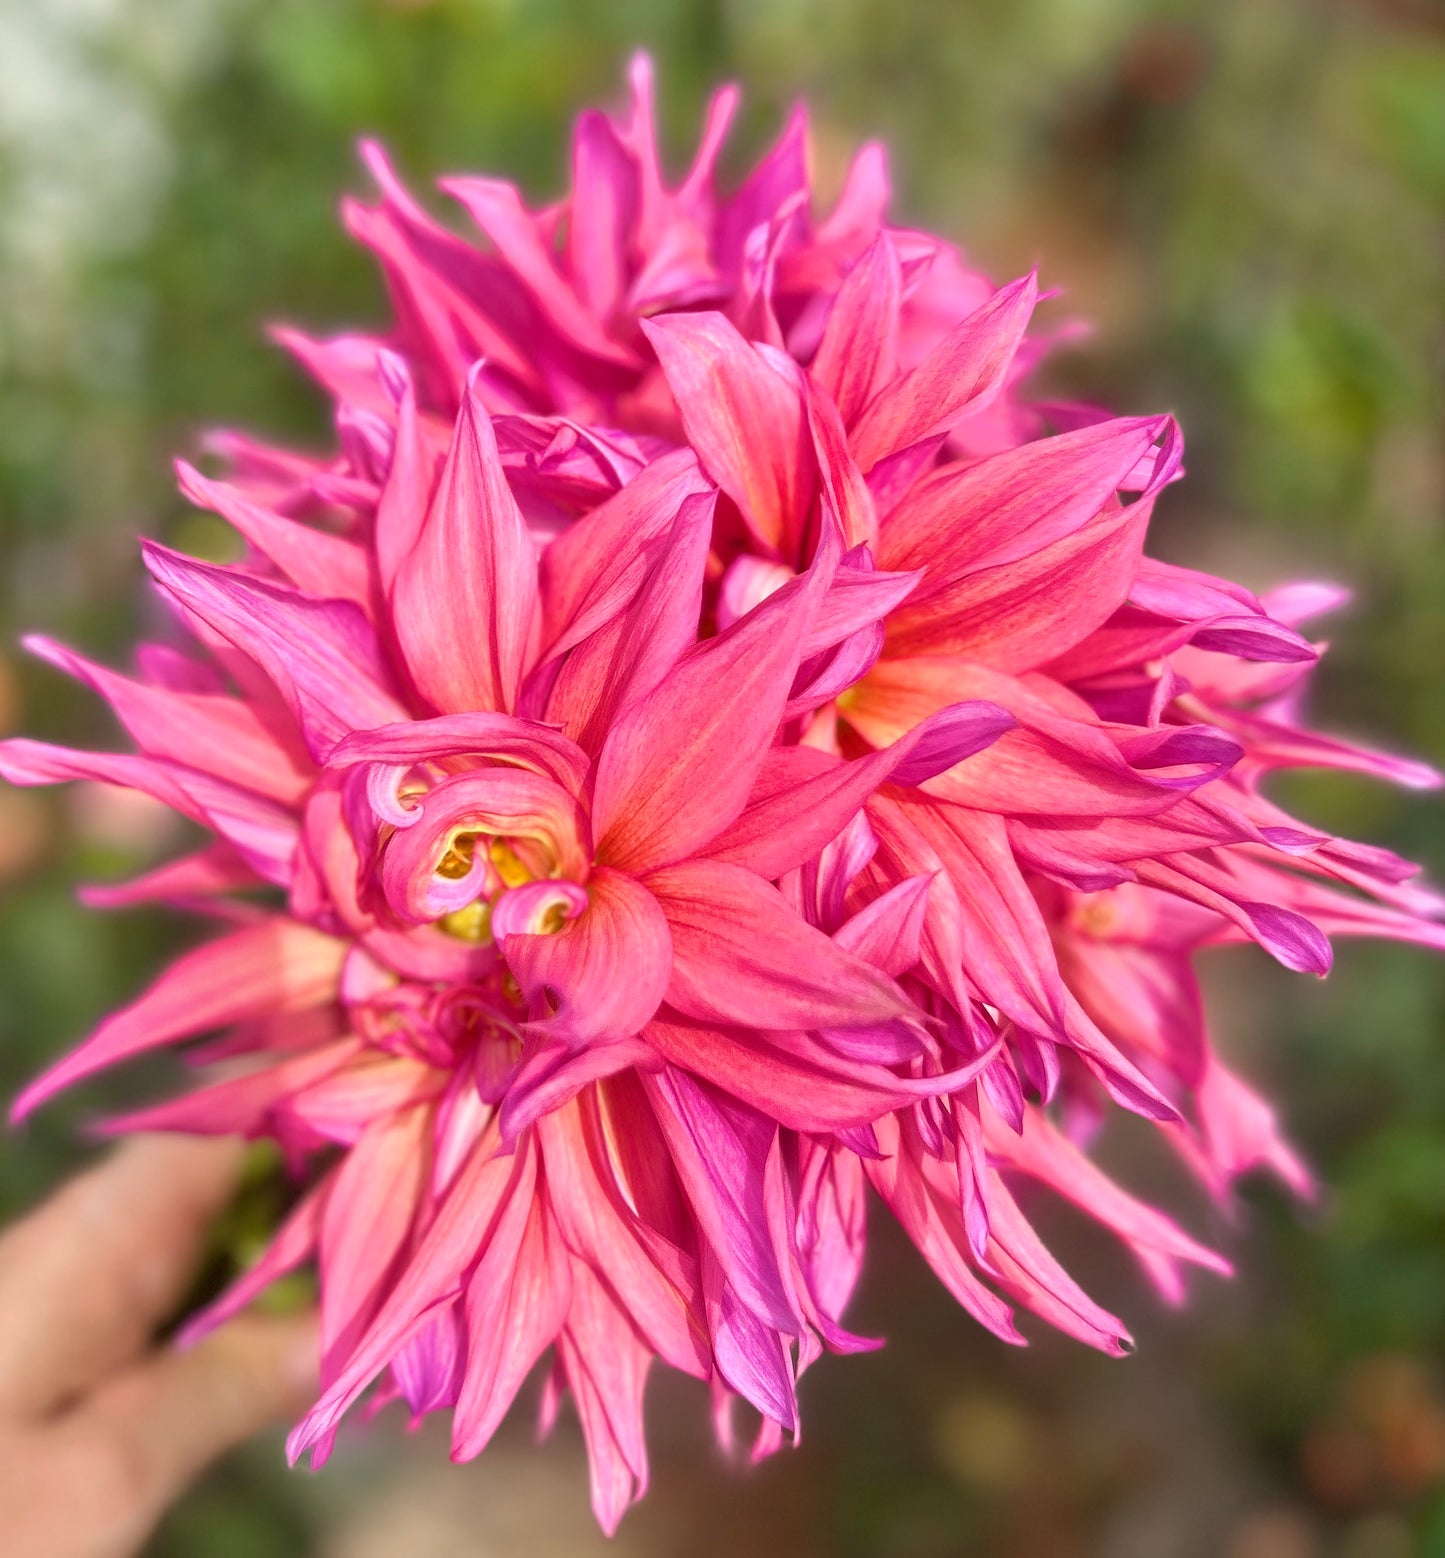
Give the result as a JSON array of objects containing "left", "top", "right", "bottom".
[
  {"left": 644, "top": 1012, "right": 1001, "bottom": 1131},
  {"left": 390, "top": 369, "right": 539, "bottom": 715},
  {"left": 538, "top": 449, "right": 711, "bottom": 657},
  {"left": 24, "top": 634, "right": 312, "bottom": 805},
  {"left": 96, "top": 1036, "right": 362, "bottom": 1139},
  {"left": 870, "top": 795, "right": 1180, "bottom": 1120},
  {"left": 392, "top": 1305, "right": 464, "bottom": 1419},
  {"left": 176, "top": 1179, "right": 327, "bottom": 1347},
  {"left": 0, "top": 737, "right": 299, "bottom": 886},
  {"left": 989, "top": 1107, "right": 1231, "bottom": 1301},
  {"left": 703, "top": 1253, "right": 798, "bottom": 1434},
  {"left": 591, "top": 551, "right": 833, "bottom": 873},
  {"left": 849, "top": 272, "right": 1038, "bottom": 470},
  {"left": 810, "top": 233, "right": 902, "bottom": 428},
  {"left": 441, "top": 175, "right": 639, "bottom": 368},
  {"left": 175, "top": 462, "right": 373, "bottom": 612},
  {"left": 371, "top": 360, "right": 436, "bottom": 596},
  {"left": 556, "top": 1263, "right": 653, "bottom": 1535},
  {"left": 865, "top": 1113, "right": 1023, "bottom": 1344},
  {"left": 543, "top": 490, "right": 715, "bottom": 753},
  {"left": 890, "top": 504, "right": 1152, "bottom": 670},
  {"left": 12, "top": 920, "right": 346, "bottom": 1121},
  {"left": 833, "top": 874, "right": 933, "bottom": 977},
  {"left": 497, "top": 1034, "right": 654, "bottom": 1143},
  {"left": 882, "top": 420, "right": 1183, "bottom": 669},
  {"left": 1136, "top": 855, "right": 1333, "bottom": 974},
  {"left": 981, "top": 1171, "right": 1134, "bottom": 1355},
  {"left": 643, "top": 1066, "right": 800, "bottom": 1337},
  {"left": 320, "top": 1102, "right": 432, "bottom": 1381},
  {"left": 451, "top": 1144, "right": 572, "bottom": 1460},
  {"left": 850, "top": 656, "right": 1231, "bottom": 819},
  {"left": 716, "top": 101, "right": 810, "bottom": 279},
  {"left": 647, "top": 857, "right": 914, "bottom": 1032},
  {"left": 78, "top": 844, "right": 260, "bottom": 911},
  {"left": 878, "top": 416, "right": 1171, "bottom": 580},
  {"left": 535, "top": 1098, "right": 709, "bottom": 1379},
  {"left": 142, "top": 542, "right": 407, "bottom": 760},
  {"left": 287, "top": 1127, "right": 520, "bottom": 1466},
  {"left": 1173, "top": 1052, "right": 1316, "bottom": 1201},
  {"left": 704, "top": 701, "right": 1014, "bottom": 879},
  {"left": 641, "top": 311, "right": 812, "bottom": 555},
  {"left": 567, "top": 110, "right": 635, "bottom": 321}
]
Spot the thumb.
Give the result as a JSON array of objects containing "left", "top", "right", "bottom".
[{"left": 70, "top": 1311, "right": 319, "bottom": 1543}]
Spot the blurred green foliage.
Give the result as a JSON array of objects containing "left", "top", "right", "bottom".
[{"left": 0, "top": 1, "right": 1440, "bottom": 1554}]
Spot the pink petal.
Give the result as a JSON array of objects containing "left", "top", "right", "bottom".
[
  {"left": 1173, "top": 1053, "right": 1316, "bottom": 1201},
  {"left": 538, "top": 448, "right": 711, "bottom": 657},
  {"left": 320, "top": 1102, "right": 432, "bottom": 1382},
  {"left": 441, "top": 176, "right": 639, "bottom": 369},
  {"left": 832, "top": 874, "right": 933, "bottom": 977},
  {"left": 176, "top": 461, "right": 374, "bottom": 612},
  {"left": 326, "top": 711, "right": 590, "bottom": 797},
  {"left": 543, "top": 489, "right": 715, "bottom": 753},
  {"left": 643, "top": 1066, "right": 800, "bottom": 1337},
  {"left": 370, "top": 361, "right": 436, "bottom": 597},
  {"left": 567, "top": 109, "right": 635, "bottom": 322},
  {"left": 556, "top": 1263, "right": 653, "bottom": 1535},
  {"left": 591, "top": 545, "right": 834, "bottom": 873},
  {"left": 392, "top": 1305, "right": 464, "bottom": 1419},
  {"left": 11, "top": 920, "right": 346, "bottom": 1121},
  {"left": 287, "top": 1126, "right": 522, "bottom": 1467},
  {"left": 24, "top": 634, "right": 312, "bottom": 805},
  {"left": 865, "top": 1113, "right": 1022, "bottom": 1344},
  {"left": 869, "top": 795, "right": 1179, "bottom": 1120},
  {"left": 451, "top": 1149, "right": 572, "bottom": 1460},
  {"left": 716, "top": 101, "right": 809, "bottom": 280},
  {"left": 347, "top": 140, "right": 540, "bottom": 408},
  {"left": 641, "top": 311, "right": 812, "bottom": 556},
  {"left": 849, "top": 272, "right": 1038, "bottom": 471},
  {"left": 810, "top": 233, "right": 903, "bottom": 428},
  {"left": 979, "top": 1170, "right": 1133, "bottom": 1355},
  {"left": 644, "top": 1012, "right": 1000, "bottom": 1132},
  {"left": 702, "top": 1251, "right": 798, "bottom": 1435},
  {"left": 0, "top": 738, "right": 299, "bottom": 885},
  {"left": 96, "top": 1036, "right": 362, "bottom": 1140},
  {"left": 78, "top": 844, "right": 261, "bottom": 911},
  {"left": 389, "top": 369, "right": 539, "bottom": 715},
  {"left": 879, "top": 416, "right": 1171, "bottom": 580},
  {"left": 989, "top": 1107, "right": 1231, "bottom": 1303},
  {"left": 142, "top": 542, "right": 407, "bottom": 761},
  {"left": 498, "top": 1034, "right": 654, "bottom": 1143},
  {"left": 535, "top": 1099, "right": 709, "bottom": 1378},
  {"left": 501, "top": 867, "right": 672, "bottom": 1047},
  {"left": 176, "top": 1178, "right": 327, "bottom": 1347},
  {"left": 1136, "top": 856, "right": 1333, "bottom": 975},
  {"left": 892, "top": 506, "right": 1151, "bottom": 670},
  {"left": 647, "top": 858, "right": 915, "bottom": 1033},
  {"left": 703, "top": 701, "right": 1014, "bottom": 880},
  {"left": 850, "top": 657, "right": 1231, "bottom": 819}
]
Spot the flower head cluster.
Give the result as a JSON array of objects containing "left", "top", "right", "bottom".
[{"left": 5, "top": 59, "right": 1441, "bottom": 1530}]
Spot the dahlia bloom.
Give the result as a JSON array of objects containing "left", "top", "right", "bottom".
[{"left": 5, "top": 60, "right": 1441, "bottom": 1531}]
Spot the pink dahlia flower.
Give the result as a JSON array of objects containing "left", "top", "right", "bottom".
[{"left": 5, "top": 60, "right": 1441, "bottom": 1531}]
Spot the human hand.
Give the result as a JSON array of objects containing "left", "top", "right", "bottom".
[{"left": 0, "top": 1135, "right": 319, "bottom": 1558}]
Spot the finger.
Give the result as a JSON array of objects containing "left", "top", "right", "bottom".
[
  {"left": 0, "top": 1134, "right": 245, "bottom": 1420},
  {"left": 58, "top": 1312, "right": 319, "bottom": 1554}
]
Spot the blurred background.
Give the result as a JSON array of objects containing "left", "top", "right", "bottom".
[{"left": 0, "top": 0, "right": 1441, "bottom": 1553}]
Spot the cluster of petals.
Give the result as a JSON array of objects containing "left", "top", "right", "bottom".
[{"left": 4, "top": 58, "right": 1441, "bottom": 1531}]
